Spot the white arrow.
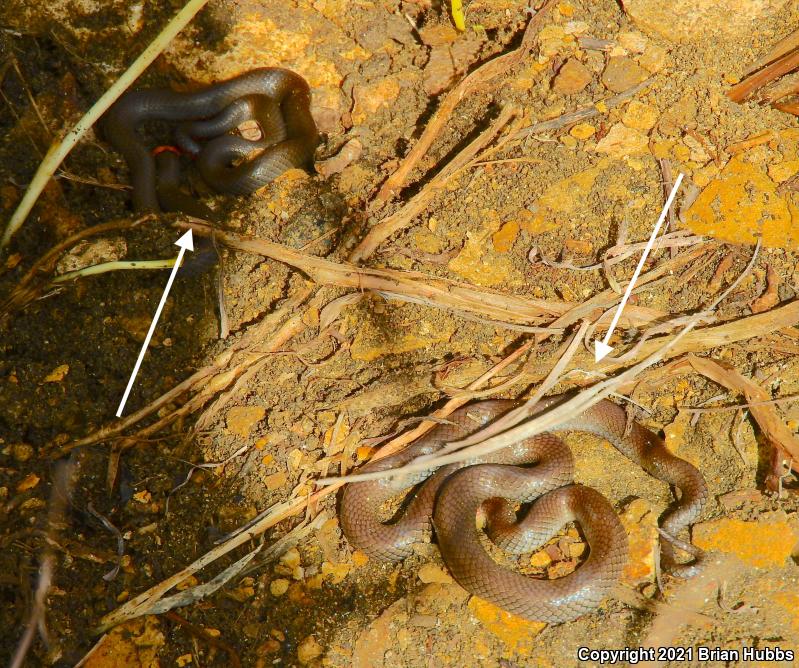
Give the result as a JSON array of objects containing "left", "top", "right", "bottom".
[
  {"left": 594, "top": 173, "right": 683, "bottom": 363},
  {"left": 116, "top": 230, "right": 194, "bottom": 417}
]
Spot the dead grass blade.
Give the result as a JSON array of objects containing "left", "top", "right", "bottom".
[
  {"left": 185, "top": 222, "right": 579, "bottom": 323},
  {"left": 93, "top": 339, "right": 534, "bottom": 631},
  {"left": 353, "top": 105, "right": 520, "bottom": 262},
  {"left": 375, "top": 0, "right": 557, "bottom": 203},
  {"left": 728, "top": 47, "right": 799, "bottom": 103},
  {"left": 680, "top": 355, "right": 799, "bottom": 472}
]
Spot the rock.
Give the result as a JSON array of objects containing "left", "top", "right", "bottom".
[
  {"left": 55, "top": 237, "right": 127, "bottom": 275},
  {"left": 16, "top": 473, "right": 40, "bottom": 492},
  {"left": 270, "top": 578, "right": 290, "bottom": 596},
  {"left": 693, "top": 517, "right": 798, "bottom": 568},
  {"left": 43, "top": 364, "right": 69, "bottom": 383},
  {"left": 569, "top": 123, "right": 596, "bottom": 139},
  {"left": 297, "top": 635, "right": 323, "bottom": 664},
  {"left": 225, "top": 405, "right": 266, "bottom": 438},
  {"left": 622, "top": 100, "right": 659, "bottom": 131},
  {"left": 622, "top": 0, "right": 791, "bottom": 43},
  {"left": 594, "top": 123, "right": 649, "bottom": 157},
  {"left": 417, "top": 563, "right": 453, "bottom": 584},
  {"left": 617, "top": 31, "right": 648, "bottom": 53},
  {"left": 491, "top": 220, "right": 519, "bottom": 253},
  {"left": 418, "top": 24, "right": 458, "bottom": 46},
  {"left": 637, "top": 44, "right": 668, "bottom": 72},
  {"left": 601, "top": 56, "right": 649, "bottom": 93},
  {"left": 683, "top": 152, "right": 799, "bottom": 249},
  {"left": 316, "top": 138, "right": 363, "bottom": 178},
  {"left": 552, "top": 58, "right": 592, "bottom": 95},
  {"left": 448, "top": 230, "right": 522, "bottom": 287},
  {"left": 619, "top": 498, "right": 657, "bottom": 584},
  {"left": 424, "top": 45, "right": 456, "bottom": 96},
  {"left": 529, "top": 550, "right": 552, "bottom": 568},
  {"left": 11, "top": 443, "right": 34, "bottom": 462}
]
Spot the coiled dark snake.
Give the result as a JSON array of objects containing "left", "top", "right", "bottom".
[{"left": 102, "top": 67, "right": 318, "bottom": 213}]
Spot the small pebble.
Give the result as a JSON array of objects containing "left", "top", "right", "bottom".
[
  {"left": 270, "top": 578, "right": 290, "bottom": 596},
  {"left": 552, "top": 58, "right": 592, "bottom": 95},
  {"left": 280, "top": 547, "right": 301, "bottom": 569},
  {"left": 297, "top": 635, "right": 323, "bottom": 664},
  {"left": 11, "top": 443, "right": 34, "bottom": 462},
  {"left": 601, "top": 56, "right": 649, "bottom": 93},
  {"left": 418, "top": 563, "right": 453, "bottom": 584}
]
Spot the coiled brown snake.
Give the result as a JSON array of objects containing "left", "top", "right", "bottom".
[{"left": 340, "top": 396, "right": 708, "bottom": 623}]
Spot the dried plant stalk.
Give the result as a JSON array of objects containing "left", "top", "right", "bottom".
[{"left": 375, "top": 0, "right": 557, "bottom": 203}]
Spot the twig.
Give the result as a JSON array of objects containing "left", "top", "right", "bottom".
[
  {"left": 94, "top": 339, "right": 534, "bottom": 631},
  {"left": 184, "top": 221, "right": 583, "bottom": 327},
  {"left": 1, "top": 0, "right": 211, "bottom": 248},
  {"left": 375, "top": 0, "right": 557, "bottom": 203},
  {"left": 352, "top": 105, "right": 520, "bottom": 262},
  {"left": 9, "top": 460, "right": 75, "bottom": 668},
  {"left": 513, "top": 78, "right": 654, "bottom": 140},
  {"left": 87, "top": 503, "right": 125, "bottom": 582},
  {"left": 728, "top": 48, "right": 799, "bottom": 103}
]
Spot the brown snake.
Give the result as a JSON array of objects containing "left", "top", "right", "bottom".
[{"left": 340, "top": 396, "right": 708, "bottom": 623}]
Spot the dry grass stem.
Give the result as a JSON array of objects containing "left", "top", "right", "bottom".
[
  {"left": 1, "top": 0, "right": 211, "bottom": 247},
  {"left": 375, "top": 0, "right": 557, "bottom": 203},
  {"left": 352, "top": 105, "right": 520, "bottom": 262},
  {"left": 728, "top": 47, "right": 799, "bottom": 103},
  {"left": 95, "top": 339, "right": 535, "bottom": 631}
]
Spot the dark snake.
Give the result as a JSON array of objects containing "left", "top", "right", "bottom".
[{"left": 102, "top": 67, "right": 318, "bottom": 213}]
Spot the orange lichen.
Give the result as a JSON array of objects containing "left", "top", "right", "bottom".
[
  {"left": 619, "top": 498, "right": 657, "bottom": 584},
  {"left": 693, "top": 518, "right": 797, "bottom": 568},
  {"left": 467, "top": 597, "right": 546, "bottom": 657},
  {"left": 682, "top": 156, "right": 799, "bottom": 249},
  {"left": 492, "top": 220, "right": 520, "bottom": 253}
]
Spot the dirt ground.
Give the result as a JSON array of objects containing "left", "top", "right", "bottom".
[{"left": 2, "top": 0, "right": 799, "bottom": 666}]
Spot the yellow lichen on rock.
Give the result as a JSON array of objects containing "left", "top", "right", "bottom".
[
  {"left": 619, "top": 498, "right": 657, "bottom": 584},
  {"left": 492, "top": 220, "right": 520, "bottom": 253},
  {"left": 467, "top": 597, "right": 547, "bottom": 658},
  {"left": 693, "top": 518, "right": 798, "bottom": 568},
  {"left": 622, "top": 100, "right": 659, "bottom": 131},
  {"left": 448, "top": 210, "right": 523, "bottom": 286},
  {"left": 594, "top": 123, "right": 649, "bottom": 158},
  {"left": 682, "top": 156, "right": 799, "bottom": 249},
  {"left": 526, "top": 163, "right": 605, "bottom": 233},
  {"left": 225, "top": 405, "right": 266, "bottom": 438}
]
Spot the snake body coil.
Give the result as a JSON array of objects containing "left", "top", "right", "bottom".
[
  {"left": 340, "top": 396, "right": 708, "bottom": 623},
  {"left": 103, "top": 68, "right": 318, "bottom": 212}
]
